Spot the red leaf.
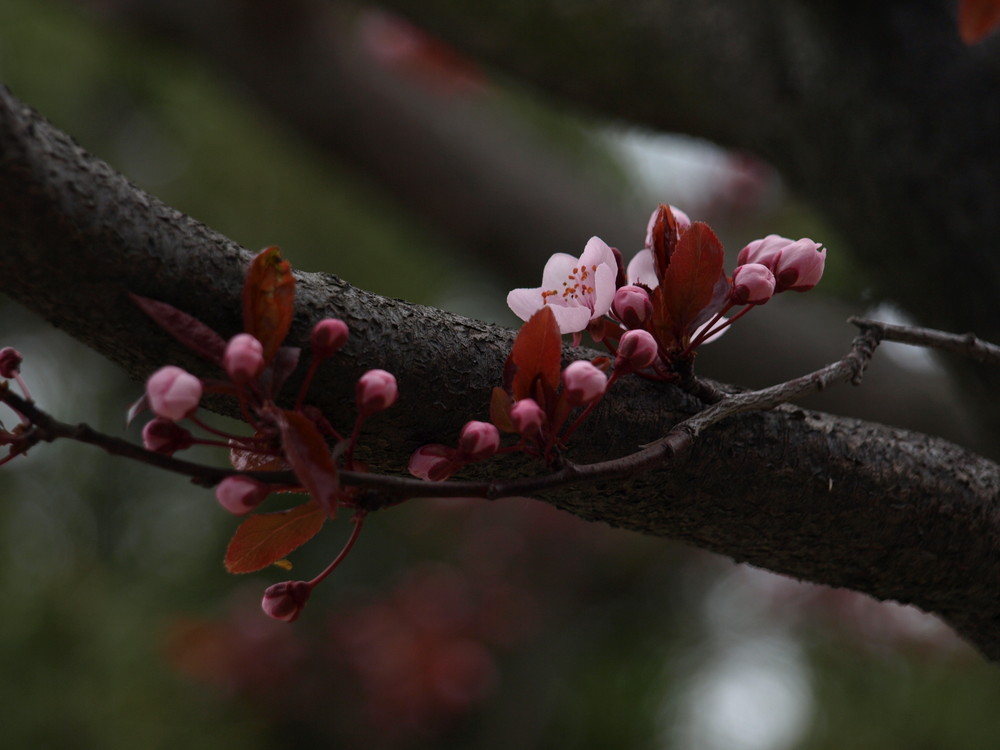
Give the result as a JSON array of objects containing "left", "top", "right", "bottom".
[
  {"left": 224, "top": 500, "right": 326, "bottom": 573},
  {"left": 650, "top": 204, "right": 680, "bottom": 279},
  {"left": 130, "top": 293, "right": 227, "bottom": 365},
  {"left": 958, "top": 0, "right": 1000, "bottom": 43},
  {"left": 273, "top": 408, "right": 341, "bottom": 518},
  {"left": 229, "top": 432, "right": 289, "bottom": 473},
  {"left": 490, "top": 387, "right": 515, "bottom": 432},
  {"left": 510, "top": 306, "right": 562, "bottom": 401},
  {"left": 654, "top": 222, "right": 725, "bottom": 342},
  {"left": 243, "top": 246, "right": 296, "bottom": 364}
]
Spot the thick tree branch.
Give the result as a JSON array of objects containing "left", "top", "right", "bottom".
[{"left": 3, "top": 87, "right": 1000, "bottom": 659}]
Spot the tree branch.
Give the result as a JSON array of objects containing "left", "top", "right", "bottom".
[{"left": 3, "top": 86, "right": 1000, "bottom": 659}]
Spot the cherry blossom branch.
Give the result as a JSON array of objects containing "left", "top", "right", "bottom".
[{"left": 1, "top": 328, "right": 881, "bottom": 504}]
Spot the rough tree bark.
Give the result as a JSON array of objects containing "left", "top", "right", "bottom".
[{"left": 3, "top": 88, "right": 1000, "bottom": 658}]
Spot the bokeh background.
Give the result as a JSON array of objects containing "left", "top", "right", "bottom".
[{"left": 2, "top": 1, "right": 999, "bottom": 748}]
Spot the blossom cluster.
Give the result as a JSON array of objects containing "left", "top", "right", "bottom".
[{"left": 509, "top": 204, "right": 825, "bottom": 373}]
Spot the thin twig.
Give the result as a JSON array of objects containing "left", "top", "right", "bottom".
[
  {"left": 850, "top": 317, "right": 1000, "bottom": 365},
  {"left": 0, "top": 329, "right": 882, "bottom": 504}
]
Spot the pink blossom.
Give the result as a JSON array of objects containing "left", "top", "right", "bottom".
[
  {"left": 310, "top": 318, "right": 349, "bottom": 359},
  {"left": 612, "top": 285, "right": 652, "bottom": 328},
  {"left": 562, "top": 360, "right": 607, "bottom": 406},
  {"left": 507, "top": 237, "right": 618, "bottom": 334},
  {"left": 730, "top": 263, "right": 776, "bottom": 305},
  {"left": 457, "top": 420, "right": 500, "bottom": 460},
  {"left": 509, "top": 398, "right": 546, "bottom": 437},
  {"left": 146, "top": 366, "right": 202, "bottom": 421},
  {"left": 215, "top": 475, "right": 270, "bottom": 515},
  {"left": 357, "top": 369, "right": 398, "bottom": 416},
  {"left": 408, "top": 444, "right": 458, "bottom": 481},
  {"left": 223, "top": 333, "right": 265, "bottom": 384},
  {"left": 0, "top": 347, "right": 22, "bottom": 378},
  {"left": 142, "top": 418, "right": 194, "bottom": 455},
  {"left": 261, "top": 580, "right": 312, "bottom": 622},
  {"left": 615, "top": 329, "right": 659, "bottom": 372}
]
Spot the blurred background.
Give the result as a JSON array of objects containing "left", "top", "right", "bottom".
[{"left": 2, "top": 1, "right": 999, "bottom": 748}]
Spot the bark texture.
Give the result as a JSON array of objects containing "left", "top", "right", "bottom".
[{"left": 3, "top": 87, "right": 1000, "bottom": 658}]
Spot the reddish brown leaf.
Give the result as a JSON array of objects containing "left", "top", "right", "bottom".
[
  {"left": 224, "top": 500, "right": 325, "bottom": 573},
  {"left": 130, "top": 293, "right": 227, "bottom": 365},
  {"left": 229, "top": 433, "right": 289, "bottom": 473},
  {"left": 511, "top": 306, "right": 561, "bottom": 401},
  {"left": 958, "top": 0, "right": 1000, "bottom": 43},
  {"left": 274, "top": 408, "right": 340, "bottom": 518},
  {"left": 657, "top": 222, "right": 725, "bottom": 340},
  {"left": 243, "top": 246, "right": 296, "bottom": 364},
  {"left": 650, "top": 204, "right": 679, "bottom": 279},
  {"left": 490, "top": 387, "right": 515, "bottom": 432}
]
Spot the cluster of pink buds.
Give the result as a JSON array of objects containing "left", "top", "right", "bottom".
[
  {"left": 0, "top": 346, "right": 32, "bottom": 466},
  {"left": 125, "top": 246, "right": 409, "bottom": 622},
  {"left": 509, "top": 204, "right": 825, "bottom": 381},
  {"left": 408, "top": 308, "right": 612, "bottom": 478}
]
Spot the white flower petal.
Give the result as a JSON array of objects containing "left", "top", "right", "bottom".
[
  {"left": 627, "top": 249, "right": 658, "bottom": 288},
  {"left": 507, "top": 287, "right": 546, "bottom": 322}
]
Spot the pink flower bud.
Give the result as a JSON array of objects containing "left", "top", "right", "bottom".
[
  {"left": 612, "top": 285, "right": 653, "bottom": 328},
  {"left": 146, "top": 366, "right": 203, "bottom": 421},
  {"left": 730, "top": 263, "right": 776, "bottom": 305},
  {"left": 0, "top": 347, "right": 22, "bottom": 378},
  {"left": 142, "top": 418, "right": 194, "bottom": 455},
  {"left": 562, "top": 360, "right": 607, "bottom": 406},
  {"left": 457, "top": 420, "right": 500, "bottom": 460},
  {"left": 408, "top": 444, "right": 457, "bottom": 481},
  {"left": 261, "top": 580, "right": 312, "bottom": 622},
  {"left": 773, "top": 239, "right": 825, "bottom": 292},
  {"left": 736, "top": 234, "right": 790, "bottom": 268},
  {"left": 223, "top": 333, "right": 265, "bottom": 384},
  {"left": 615, "top": 329, "right": 659, "bottom": 372},
  {"left": 509, "top": 398, "right": 546, "bottom": 438},
  {"left": 215, "top": 475, "right": 270, "bottom": 515},
  {"left": 310, "top": 318, "right": 349, "bottom": 359},
  {"left": 356, "top": 369, "right": 398, "bottom": 416}
]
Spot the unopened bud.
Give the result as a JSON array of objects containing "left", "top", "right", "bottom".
[
  {"left": 142, "top": 418, "right": 194, "bottom": 455},
  {"left": 408, "top": 444, "right": 457, "bottom": 481},
  {"left": 612, "top": 285, "right": 653, "bottom": 328},
  {"left": 261, "top": 580, "right": 312, "bottom": 622},
  {"left": 215, "top": 475, "right": 270, "bottom": 515},
  {"left": 773, "top": 239, "right": 825, "bottom": 292},
  {"left": 736, "top": 234, "right": 789, "bottom": 268},
  {"left": 730, "top": 263, "right": 776, "bottom": 305},
  {"left": 223, "top": 333, "right": 265, "bottom": 384},
  {"left": 0, "top": 347, "right": 22, "bottom": 379},
  {"left": 457, "top": 420, "right": 500, "bottom": 460},
  {"left": 615, "top": 329, "right": 659, "bottom": 372},
  {"left": 146, "top": 366, "right": 203, "bottom": 421},
  {"left": 310, "top": 318, "right": 349, "bottom": 359},
  {"left": 562, "top": 360, "right": 608, "bottom": 406},
  {"left": 356, "top": 369, "right": 399, "bottom": 416},
  {"left": 509, "top": 398, "right": 546, "bottom": 438}
]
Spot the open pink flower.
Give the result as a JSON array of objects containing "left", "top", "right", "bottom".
[{"left": 507, "top": 237, "right": 618, "bottom": 334}]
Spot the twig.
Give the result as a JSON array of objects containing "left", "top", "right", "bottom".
[
  {"left": 1, "top": 329, "right": 882, "bottom": 503},
  {"left": 850, "top": 317, "right": 1000, "bottom": 365}
]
